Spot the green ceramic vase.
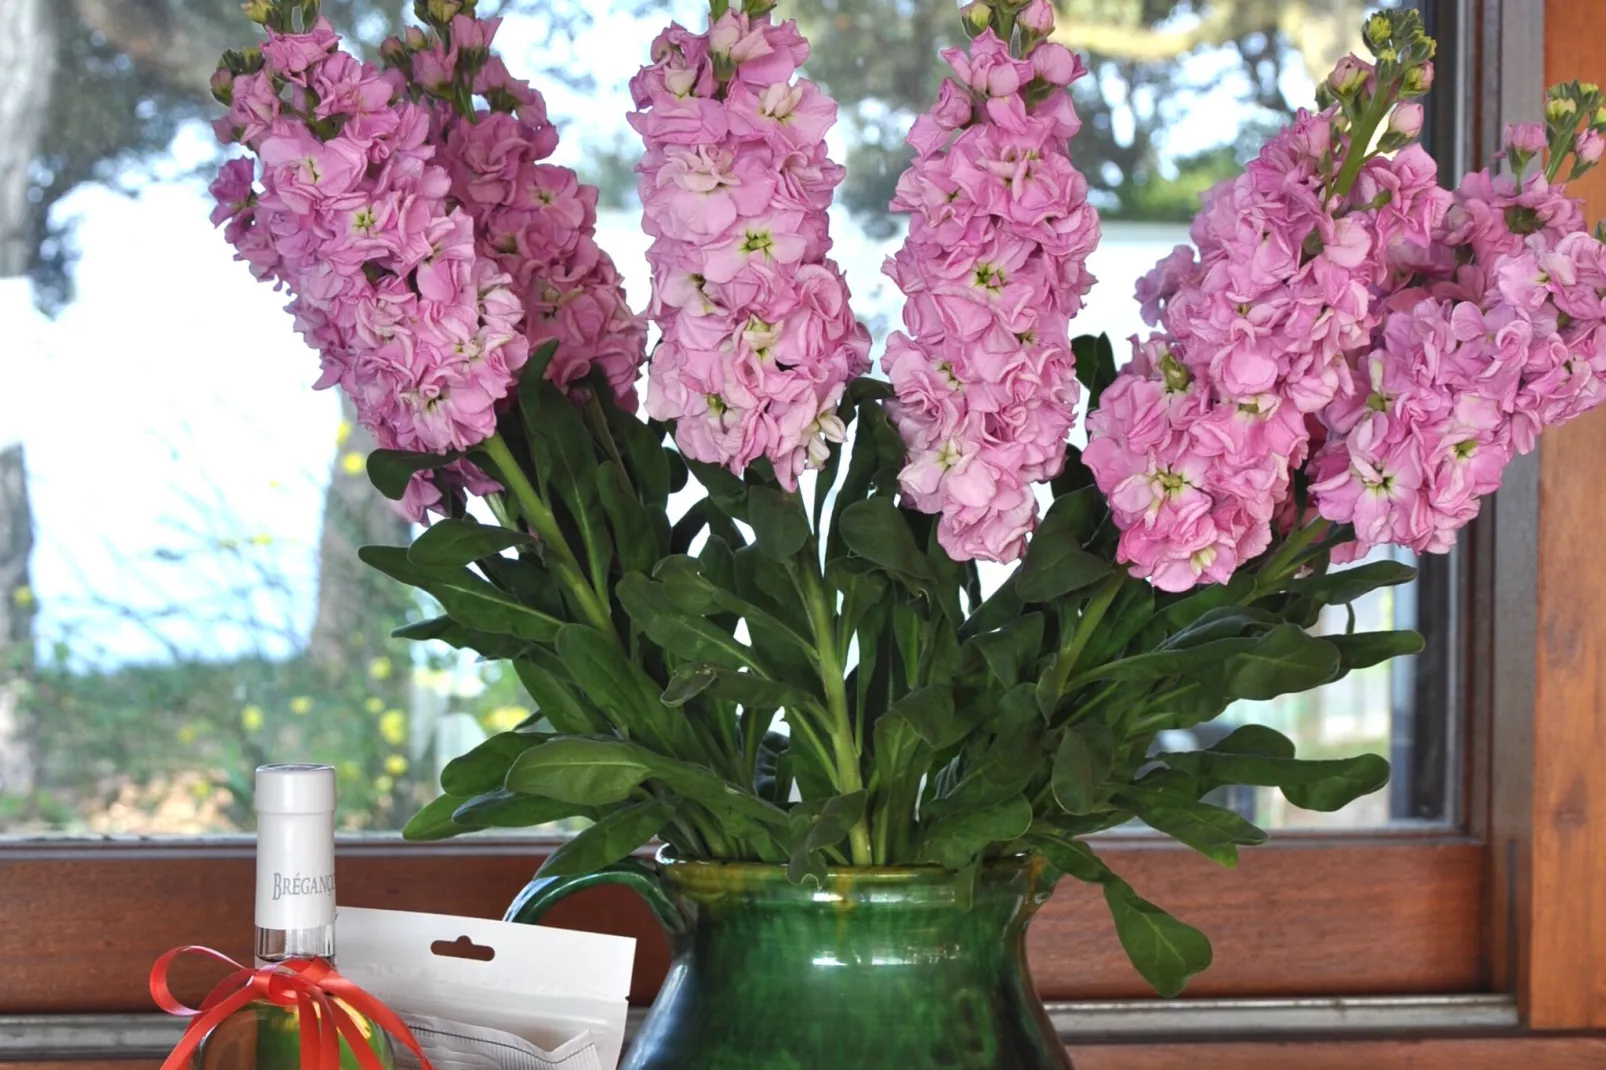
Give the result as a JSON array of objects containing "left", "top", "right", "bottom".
[{"left": 506, "top": 854, "right": 1071, "bottom": 1070}]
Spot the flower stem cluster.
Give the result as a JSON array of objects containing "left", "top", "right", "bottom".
[
  {"left": 1085, "top": 11, "right": 1449, "bottom": 590},
  {"left": 379, "top": 5, "right": 649, "bottom": 416},
  {"left": 628, "top": 0, "right": 871, "bottom": 490},
  {"left": 880, "top": 0, "right": 1098, "bottom": 563},
  {"left": 209, "top": 0, "right": 528, "bottom": 522}
]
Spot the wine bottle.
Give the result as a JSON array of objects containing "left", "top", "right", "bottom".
[{"left": 193, "top": 764, "right": 394, "bottom": 1070}]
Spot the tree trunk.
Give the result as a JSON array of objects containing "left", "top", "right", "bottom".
[
  {"left": 0, "top": 0, "right": 57, "bottom": 278},
  {"left": 0, "top": 446, "right": 36, "bottom": 797},
  {"left": 307, "top": 396, "right": 413, "bottom": 681}
]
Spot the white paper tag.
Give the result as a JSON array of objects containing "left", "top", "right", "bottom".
[{"left": 336, "top": 907, "right": 636, "bottom": 1070}]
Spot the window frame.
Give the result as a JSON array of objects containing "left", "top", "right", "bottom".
[{"left": 6, "top": 0, "right": 1606, "bottom": 1063}]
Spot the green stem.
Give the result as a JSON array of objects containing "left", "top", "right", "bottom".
[
  {"left": 1050, "top": 572, "right": 1126, "bottom": 703},
  {"left": 480, "top": 432, "right": 618, "bottom": 642},
  {"left": 1250, "top": 517, "right": 1332, "bottom": 597},
  {"left": 1329, "top": 81, "right": 1399, "bottom": 201},
  {"left": 798, "top": 544, "right": 873, "bottom": 866}
]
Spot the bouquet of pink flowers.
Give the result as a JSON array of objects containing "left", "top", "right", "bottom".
[{"left": 210, "top": 0, "right": 1606, "bottom": 995}]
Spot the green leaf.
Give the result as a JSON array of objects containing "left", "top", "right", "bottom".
[
  {"left": 890, "top": 685, "right": 966, "bottom": 750},
  {"left": 788, "top": 791, "right": 868, "bottom": 884},
  {"left": 1103, "top": 880, "right": 1213, "bottom": 997},
  {"left": 837, "top": 497, "right": 936, "bottom": 583},
  {"left": 402, "top": 794, "right": 473, "bottom": 842},
  {"left": 392, "top": 616, "right": 530, "bottom": 661},
  {"left": 1156, "top": 745, "right": 1390, "bottom": 813},
  {"left": 534, "top": 797, "right": 679, "bottom": 879},
  {"left": 1161, "top": 606, "right": 1279, "bottom": 649},
  {"left": 662, "top": 663, "right": 816, "bottom": 712},
  {"left": 1030, "top": 834, "right": 1114, "bottom": 885},
  {"left": 915, "top": 794, "right": 1034, "bottom": 870},
  {"left": 512, "top": 649, "right": 610, "bottom": 736},
  {"left": 1016, "top": 494, "right": 1112, "bottom": 602},
  {"left": 1071, "top": 636, "right": 1259, "bottom": 687},
  {"left": 1119, "top": 791, "right": 1267, "bottom": 867},
  {"left": 685, "top": 458, "right": 751, "bottom": 521},
  {"left": 965, "top": 613, "right": 1044, "bottom": 690},
  {"left": 1072, "top": 334, "right": 1119, "bottom": 410},
  {"left": 452, "top": 789, "right": 592, "bottom": 829},
  {"left": 360, "top": 547, "right": 565, "bottom": 643},
  {"left": 366, "top": 448, "right": 461, "bottom": 501},
  {"left": 1051, "top": 722, "right": 1115, "bottom": 815},
  {"left": 747, "top": 486, "right": 811, "bottom": 560},
  {"left": 407, "top": 519, "right": 535, "bottom": 568},
  {"left": 1285, "top": 559, "right": 1417, "bottom": 604},
  {"left": 441, "top": 731, "right": 547, "bottom": 796},
  {"left": 1279, "top": 754, "right": 1391, "bottom": 811},
  {"left": 505, "top": 738, "right": 654, "bottom": 805},
  {"left": 603, "top": 399, "right": 672, "bottom": 504},
  {"left": 1221, "top": 625, "right": 1341, "bottom": 701},
  {"left": 618, "top": 573, "right": 767, "bottom": 673},
  {"left": 1210, "top": 724, "right": 1296, "bottom": 758},
  {"left": 554, "top": 624, "right": 691, "bottom": 754},
  {"left": 597, "top": 461, "right": 657, "bottom": 576},
  {"left": 1328, "top": 629, "right": 1425, "bottom": 671}
]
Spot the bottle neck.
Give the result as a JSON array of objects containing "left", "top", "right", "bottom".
[
  {"left": 254, "top": 809, "right": 338, "bottom": 967},
  {"left": 255, "top": 923, "right": 336, "bottom": 965}
]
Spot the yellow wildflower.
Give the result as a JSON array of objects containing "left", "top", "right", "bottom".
[
  {"left": 341, "top": 451, "right": 366, "bottom": 476},
  {"left": 177, "top": 723, "right": 198, "bottom": 744},
  {"left": 374, "top": 774, "right": 394, "bottom": 793},
  {"left": 483, "top": 706, "right": 529, "bottom": 733},
  {"left": 289, "top": 696, "right": 313, "bottom": 716},
  {"left": 241, "top": 705, "right": 264, "bottom": 731},
  {"left": 335, "top": 419, "right": 354, "bottom": 447},
  {"left": 11, "top": 586, "right": 33, "bottom": 609},
  {"left": 364, "top": 696, "right": 385, "bottom": 714},
  {"left": 379, "top": 709, "right": 407, "bottom": 745},
  {"left": 384, "top": 754, "right": 409, "bottom": 776},
  {"left": 368, "top": 657, "right": 393, "bottom": 681}
]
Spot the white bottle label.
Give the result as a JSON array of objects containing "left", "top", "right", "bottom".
[{"left": 255, "top": 811, "right": 336, "bottom": 932}]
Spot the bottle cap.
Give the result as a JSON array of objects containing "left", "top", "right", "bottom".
[{"left": 256, "top": 763, "right": 336, "bottom": 816}]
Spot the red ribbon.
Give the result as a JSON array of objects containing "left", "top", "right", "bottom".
[{"left": 151, "top": 945, "right": 434, "bottom": 1070}]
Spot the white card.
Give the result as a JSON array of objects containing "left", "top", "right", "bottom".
[{"left": 336, "top": 906, "right": 636, "bottom": 1070}]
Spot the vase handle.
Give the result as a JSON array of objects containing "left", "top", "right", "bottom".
[{"left": 503, "top": 854, "right": 685, "bottom": 936}]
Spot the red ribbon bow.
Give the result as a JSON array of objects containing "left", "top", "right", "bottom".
[{"left": 151, "top": 945, "right": 434, "bottom": 1070}]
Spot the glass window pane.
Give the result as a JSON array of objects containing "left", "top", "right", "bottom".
[{"left": 0, "top": 0, "right": 1445, "bottom": 837}]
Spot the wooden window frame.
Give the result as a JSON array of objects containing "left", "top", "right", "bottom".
[{"left": 5, "top": 0, "right": 1606, "bottom": 1064}]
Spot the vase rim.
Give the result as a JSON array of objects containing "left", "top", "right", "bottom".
[{"left": 653, "top": 847, "right": 1044, "bottom": 884}]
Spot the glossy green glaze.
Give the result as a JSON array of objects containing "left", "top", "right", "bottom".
[{"left": 509, "top": 856, "right": 1072, "bottom": 1070}]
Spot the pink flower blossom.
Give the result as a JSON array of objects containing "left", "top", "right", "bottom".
[
  {"left": 632, "top": 9, "right": 869, "bottom": 488},
  {"left": 882, "top": 16, "right": 1098, "bottom": 563},
  {"left": 211, "top": 18, "right": 531, "bottom": 522}
]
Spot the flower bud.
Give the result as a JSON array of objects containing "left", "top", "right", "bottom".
[
  {"left": 1364, "top": 12, "right": 1392, "bottom": 50},
  {"left": 960, "top": 1, "right": 993, "bottom": 37},
  {"left": 1402, "top": 60, "right": 1433, "bottom": 95},
  {"left": 1507, "top": 122, "right": 1547, "bottom": 156},
  {"left": 1546, "top": 95, "right": 1578, "bottom": 124},
  {"left": 240, "top": 0, "right": 274, "bottom": 24},
  {"left": 379, "top": 35, "right": 409, "bottom": 67},
  {"left": 404, "top": 25, "right": 429, "bottom": 49},
  {"left": 1327, "top": 55, "right": 1371, "bottom": 96},
  {"left": 1018, "top": 0, "right": 1054, "bottom": 35},
  {"left": 1387, "top": 101, "right": 1424, "bottom": 140},
  {"left": 210, "top": 66, "right": 235, "bottom": 105},
  {"left": 425, "top": 0, "right": 461, "bottom": 24},
  {"left": 1577, "top": 129, "right": 1605, "bottom": 165}
]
